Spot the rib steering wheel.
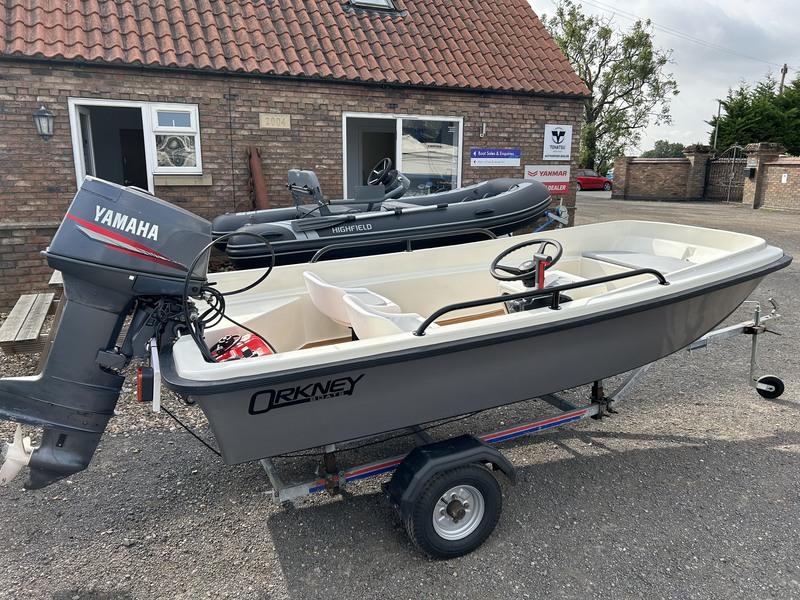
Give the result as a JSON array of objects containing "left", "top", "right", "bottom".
[
  {"left": 367, "top": 157, "right": 393, "bottom": 185},
  {"left": 490, "top": 239, "right": 564, "bottom": 282}
]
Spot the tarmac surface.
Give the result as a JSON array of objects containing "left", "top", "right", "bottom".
[{"left": 0, "top": 197, "right": 798, "bottom": 599}]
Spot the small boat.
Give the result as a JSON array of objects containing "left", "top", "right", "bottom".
[
  {"left": 212, "top": 161, "right": 552, "bottom": 268},
  {"left": 0, "top": 177, "right": 791, "bottom": 492}
]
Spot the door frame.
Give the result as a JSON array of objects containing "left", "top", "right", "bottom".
[
  {"left": 342, "top": 111, "right": 464, "bottom": 198},
  {"left": 76, "top": 106, "right": 97, "bottom": 178},
  {"left": 68, "top": 97, "right": 155, "bottom": 193}
]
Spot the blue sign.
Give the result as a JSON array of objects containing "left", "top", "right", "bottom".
[{"left": 470, "top": 148, "right": 521, "bottom": 167}]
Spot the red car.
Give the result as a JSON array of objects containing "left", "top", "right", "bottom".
[{"left": 576, "top": 169, "right": 613, "bottom": 191}]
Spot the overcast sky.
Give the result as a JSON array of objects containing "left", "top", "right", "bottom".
[{"left": 530, "top": 0, "right": 799, "bottom": 153}]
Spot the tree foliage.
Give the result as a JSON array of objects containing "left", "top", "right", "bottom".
[
  {"left": 544, "top": 1, "right": 679, "bottom": 172},
  {"left": 709, "top": 75, "right": 800, "bottom": 154},
  {"left": 640, "top": 140, "right": 686, "bottom": 158}
]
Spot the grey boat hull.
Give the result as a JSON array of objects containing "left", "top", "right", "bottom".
[{"left": 161, "top": 261, "right": 785, "bottom": 465}]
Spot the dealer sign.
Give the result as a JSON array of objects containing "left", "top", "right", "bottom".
[
  {"left": 543, "top": 124, "right": 573, "bottom": 160},
  {"left": 525, "top": 164, "right": 570, "bottom": 195}
]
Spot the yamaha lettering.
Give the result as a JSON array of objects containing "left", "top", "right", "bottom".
[
  {"left": 95, "top": 205, "right": 160, "bottom": 241},
  {"left": 249, "top": 374, "right": 365, "bottom": 414}
]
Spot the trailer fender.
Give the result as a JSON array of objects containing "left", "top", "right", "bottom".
[{"left": 386, "top": 435, "right": 515, "bottom": 516}]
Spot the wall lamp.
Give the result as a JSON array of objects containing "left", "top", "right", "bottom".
[{"left": 33, "top": 104, "right": 55, "bottom": 140}]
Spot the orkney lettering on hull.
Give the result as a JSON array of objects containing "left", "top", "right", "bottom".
[
  {"left": 95, "top": 205, "right": 159, "bottom": 241},
  {"left": 249, "top": 374, "right": 366, "bottom": 414}
]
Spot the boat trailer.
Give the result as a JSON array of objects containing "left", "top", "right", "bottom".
[{"left": 257, "top": 299, "right": 785, "bottom": 558}]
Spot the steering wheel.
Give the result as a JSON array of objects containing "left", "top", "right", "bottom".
[
  {"left": 490, "top": 239, "right": 563, "bottom": 282},
  {"left": 367, "top": 157, "right": 393, "bottom": 185}
]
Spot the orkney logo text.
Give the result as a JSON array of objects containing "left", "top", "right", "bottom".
[{"left": 249, "top": 374, "right": 366, "bottom": 414}]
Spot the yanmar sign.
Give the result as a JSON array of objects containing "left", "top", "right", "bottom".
[
  {"left": 249, "top": 374, "right": 365, "bottom": 414},
  {"left": 525, "top": 165, "right": 571, "bottom": 195}
]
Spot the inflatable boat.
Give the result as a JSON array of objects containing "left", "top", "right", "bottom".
[
  {"left": 212, "top": 161, "right": 552, "bottom": 268},
  {"left": 0, "top": 177, "right": 790, "bottom": 492}
]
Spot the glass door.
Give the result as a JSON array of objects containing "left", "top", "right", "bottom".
[{"left": 398, "top": 118, "right": 461, "bottom": 195}]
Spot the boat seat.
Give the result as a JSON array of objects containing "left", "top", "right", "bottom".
[
  {"left": 343, "top": 294, "right": 440, "bottom": 339},
  {"left": 303, "top": 271, "right": 400, "bottom": 327},
  {"left": 583, "top": 251, "right": 693, "bottom": 273}
]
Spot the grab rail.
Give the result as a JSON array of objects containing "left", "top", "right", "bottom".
[
  {"left": 310, "top": 228, "right": 498, "bottom": 263},
  {"left": 414, "top": 268, "right": 669, "bottom": 336}
]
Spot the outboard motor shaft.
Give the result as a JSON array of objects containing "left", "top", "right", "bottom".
[{"left": 0, "top": 178, "right": 211, "bottom": 488}]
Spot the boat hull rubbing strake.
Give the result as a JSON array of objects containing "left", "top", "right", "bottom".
[
  {"left": 222, "top": 179, "right": 552, "bottom": 268},
  {"left": 161, "top": 258, "right": 785, "bottom": 466}
]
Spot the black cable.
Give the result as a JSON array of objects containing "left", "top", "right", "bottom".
[
  {"left": 161, "top": 403, "right": 222, "bottom": 458},
  {"left": 181, "top": 230, "right": 276, "bottom": 362}
]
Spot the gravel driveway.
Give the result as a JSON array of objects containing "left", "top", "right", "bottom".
[{"left": 0, "top": 198, "right": 797, "bottom": 599}]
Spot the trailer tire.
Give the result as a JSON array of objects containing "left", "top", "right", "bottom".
[
  {"left": 403, "top": 464, "right": 502, "bottom": 559},
  {"left": 756, "top": 375, "right": 785, "bottom": 399}
]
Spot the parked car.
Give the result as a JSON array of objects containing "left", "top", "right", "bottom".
[{"left": 576, "top": 169, "right": 613, "bottom": 191}]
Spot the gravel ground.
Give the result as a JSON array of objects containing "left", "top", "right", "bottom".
[{"left": 0, "top": 198, "right": 798, "bottom": 600}]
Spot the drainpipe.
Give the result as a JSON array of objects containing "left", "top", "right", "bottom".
[{"left": 248, "top": 146, "right": 269, "bottom": 210}]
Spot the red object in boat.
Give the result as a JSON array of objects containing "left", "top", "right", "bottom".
[{"left": 210, "top": 333, "right": 273, "bottom": 362}]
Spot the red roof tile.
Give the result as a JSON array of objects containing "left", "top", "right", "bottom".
[{"left": 0, "top": 0, "right": 588, "bottom": 96}]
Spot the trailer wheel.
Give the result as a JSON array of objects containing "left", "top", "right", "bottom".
[
  {"left": 403, "top": 464, "right": 502, "bottom": 559},
  {"left": 756, "top": 375, "right": 785, "bottom": 399}
]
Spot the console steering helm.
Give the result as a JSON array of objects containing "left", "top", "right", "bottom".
[
  {"left": 367, "top": 157, "right": 394, "bottom": 186},
  {"left": 490, "top": 239, "right": 563, "bottom": 289}
]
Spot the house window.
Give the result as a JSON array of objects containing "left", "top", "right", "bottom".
[
  {"left": 150, "top": 104, "right": 202, "bottom": 173},
  {"left": 351, "top": 0, "right": 395, "bottom": 9},
  {"left": 69, "top": 98, "right": 204, "bottom": 193},
  {"left": 343, "top": 113, "right": 463, "bottom": 198}
]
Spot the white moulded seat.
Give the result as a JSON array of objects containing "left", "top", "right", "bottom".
[
  {"left": 303, "top": 271, "right": 400, "bottom": 327},
  {"left": 342, "top": 294, "right": 440, "bottom": 339}
]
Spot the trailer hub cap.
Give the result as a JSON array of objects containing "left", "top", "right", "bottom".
[{"left": 432, "top": 485, "right": 485, "bottom": 540}]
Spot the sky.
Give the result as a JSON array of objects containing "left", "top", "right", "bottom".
[{"left": 529, "top": 0, "right": 799, "bottom": 153}]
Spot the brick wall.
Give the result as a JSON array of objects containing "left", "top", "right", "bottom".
[
  {"left": 760, "top": 159, "right": 800, "bottom": 210},
  {"left": 0, "top": 59, "right": 584, "bottom": 309},
  {"left": 611, "top": 147, "right": 712, "bottom": 202},
  {"left": 611, "top": 158, "right": 691, "bottom": 200}
]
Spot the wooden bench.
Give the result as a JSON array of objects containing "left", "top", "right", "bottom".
[{"left": 0, "top": 292, "right": 56, "bottom": 355}]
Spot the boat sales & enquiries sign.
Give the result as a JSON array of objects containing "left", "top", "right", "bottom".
[
  {"left": 525, "top": 165, "right": 570, "bottom": 194},
  {"left": 470, "top": 148, "right": 521, "bottom": 167},
  {"left": 543, "top": 124, "right": 573, "bottom": 160}
]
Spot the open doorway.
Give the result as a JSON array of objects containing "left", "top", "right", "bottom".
[
  {"left": 75, "top": 105, "right": 148, "bottom": 190},
  {"left": 344, "top": 117, "right": 397, "bottom": 196}
]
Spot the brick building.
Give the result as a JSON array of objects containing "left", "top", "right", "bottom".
[{"left": 0, "top": 0, "right": 588, "bottom": 309}]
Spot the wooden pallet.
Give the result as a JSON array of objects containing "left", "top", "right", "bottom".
[{"left": 0, "top": 293, "right": 56, "bottom": 355}]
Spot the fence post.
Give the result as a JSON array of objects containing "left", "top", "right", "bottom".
[{"left": 743, "top": 143, "right": 785, "bottom": 209}]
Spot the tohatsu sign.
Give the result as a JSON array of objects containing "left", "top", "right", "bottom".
[{"left": 525, "top": 165, "right": 571, "bottom": 195}]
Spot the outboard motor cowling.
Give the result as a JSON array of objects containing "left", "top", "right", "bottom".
[{"left": 0, "top": 177, "right": 211, "bottom": 488}]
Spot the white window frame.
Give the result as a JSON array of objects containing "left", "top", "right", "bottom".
[
  {"left": 342, "top": 111, "right": 464, "bottom": 198},
  {"left": 68, "top": 98, "right": 203, "bottom": 192},
  {"left": 150, "top": 104, "right": 202, "bottom": 175}
]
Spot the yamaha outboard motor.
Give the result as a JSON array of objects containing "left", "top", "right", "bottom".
[{"left": 0, "top": 177, "right": 211, "bottom": 489}]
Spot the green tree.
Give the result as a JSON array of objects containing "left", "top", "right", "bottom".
[
  {"left": 544, "top": 1, "right": 679, "bottom": 170},
  {"left": 709, "top": 75, "right": 800, "bottom": 154},
  {"left": 640, "top": 140, "right": 686, "bottom": 158}
]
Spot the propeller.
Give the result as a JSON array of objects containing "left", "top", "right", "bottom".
[{"left": 0, "top": 425, "right": 36, "bottom": 485}]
